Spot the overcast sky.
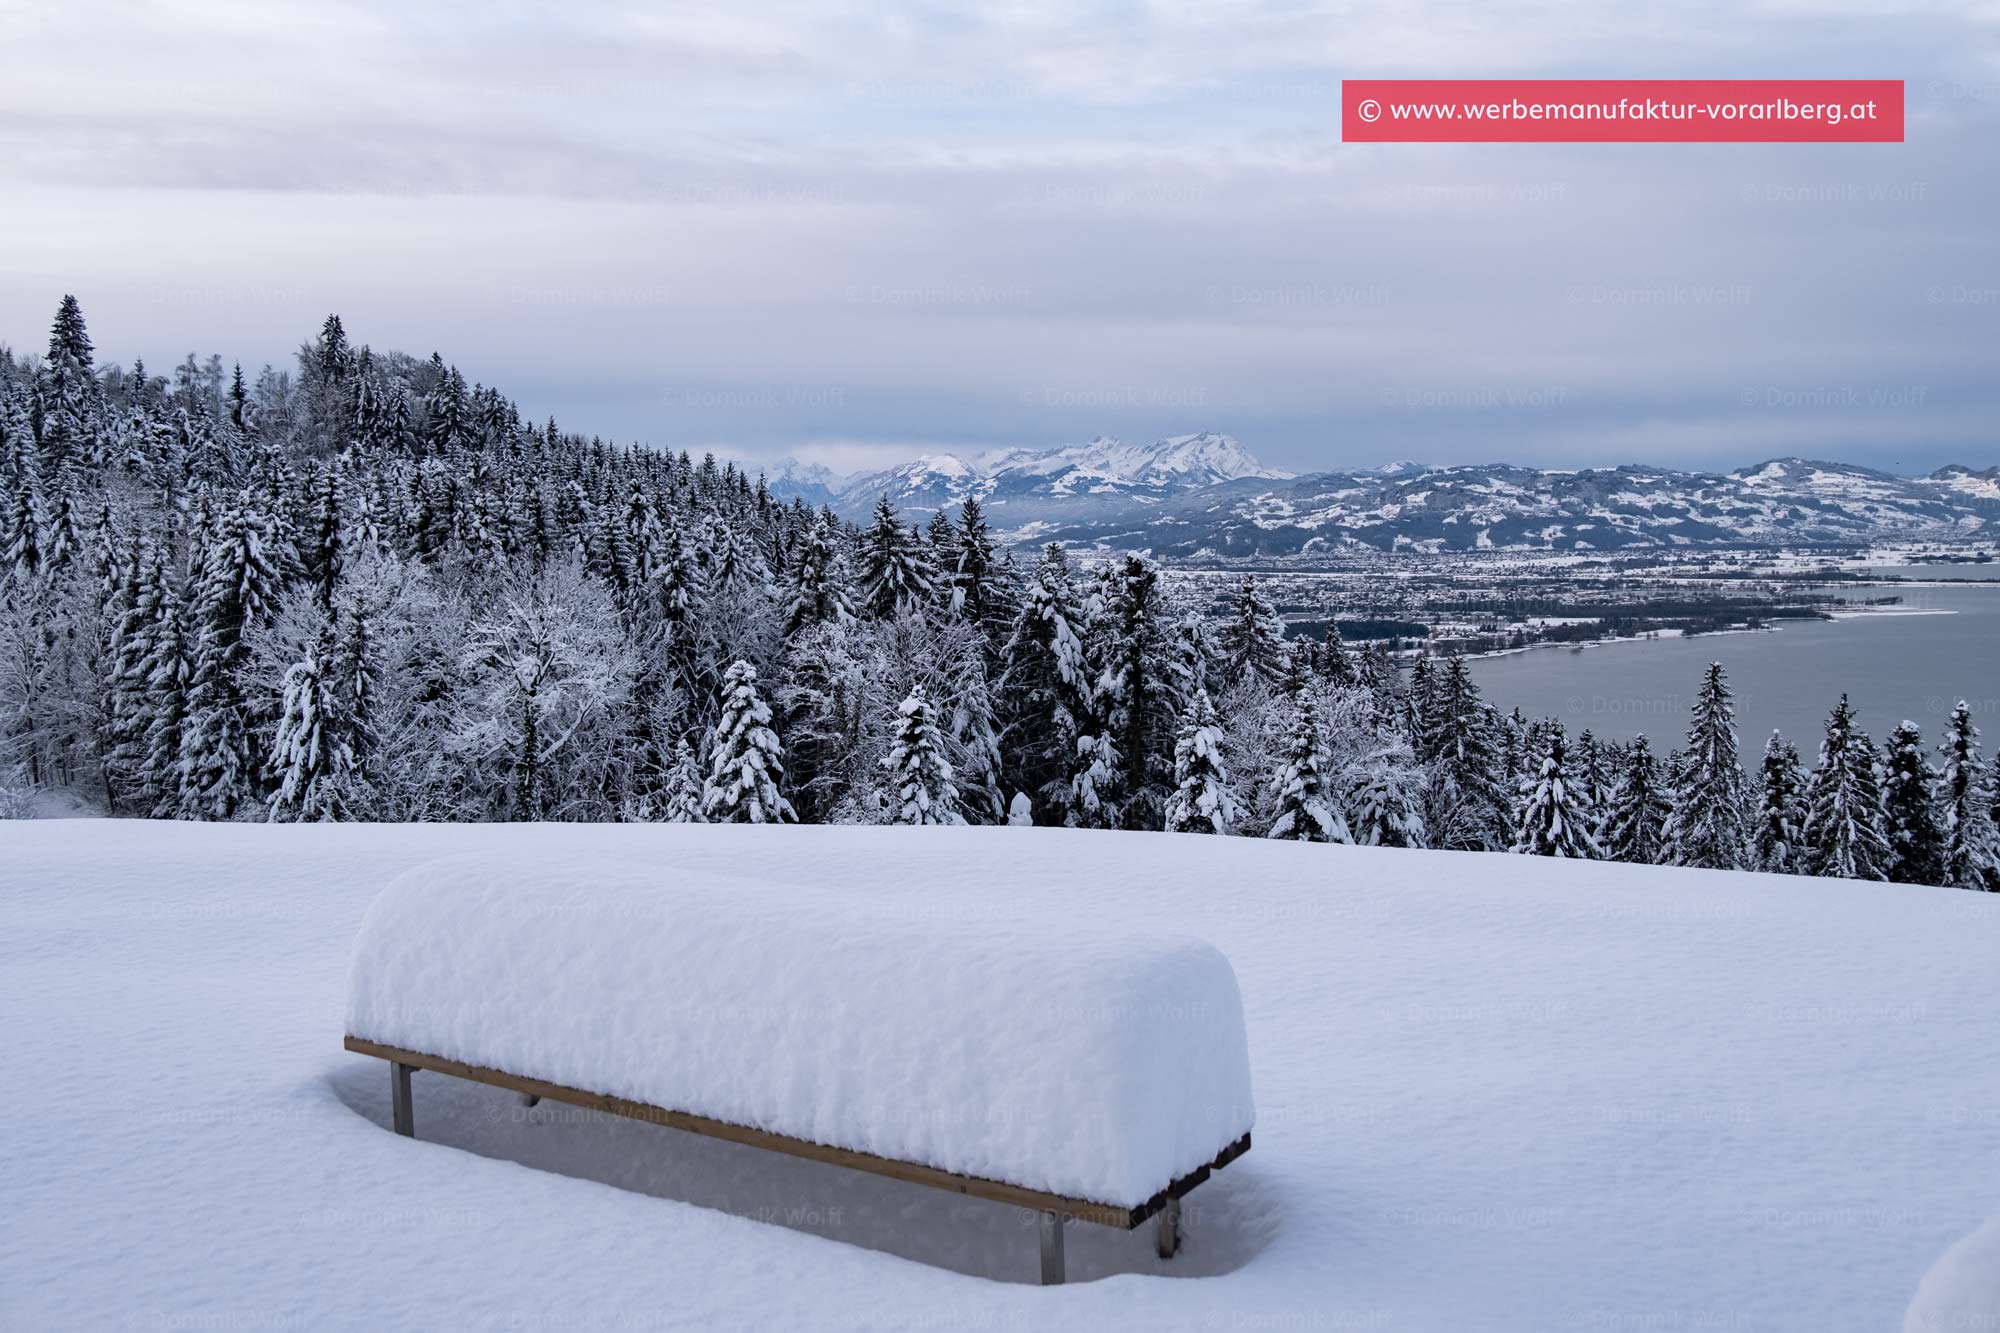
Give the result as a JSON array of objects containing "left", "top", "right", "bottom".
[{"left": 3, "top": 0, "right": 1997, "bottom": 478}]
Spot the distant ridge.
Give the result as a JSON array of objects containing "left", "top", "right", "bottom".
[{"left": 762, "top": 442, "right": 2000, "bottom": 554}]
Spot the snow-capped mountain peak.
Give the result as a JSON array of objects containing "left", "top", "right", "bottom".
[
  {"left": 765, "top": 433, "right": 1290, "bottom": 518},
  {"left": 764, "top": 443, "right": 2000, "bottom": 555},
  {"left": 1129, "top": 432, "right": 1292, "bottom": 484}
]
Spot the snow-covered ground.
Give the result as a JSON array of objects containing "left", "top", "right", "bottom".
[{"left": 4, "top": 821, "right": 1997, "bottom": 1331}]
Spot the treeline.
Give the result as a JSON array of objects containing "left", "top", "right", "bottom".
[{"left": 0, "top": 298, "right": 1995, "bottom": 889}]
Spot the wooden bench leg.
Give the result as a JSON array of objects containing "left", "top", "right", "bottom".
[
  {"left": 1156, "top": 1195, "right": 1182, "bottom": 1259},
  {"left": 1038, "top": 1210, "right": 1065, "bottom": 1286},
  {"left": 391, "top": 1061, "right": 415, "bottom": 1138}
]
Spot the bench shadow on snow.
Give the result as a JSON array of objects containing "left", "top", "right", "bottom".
[{"left": 326, "top": 1062, "right": 1273, "bottom": 1284}]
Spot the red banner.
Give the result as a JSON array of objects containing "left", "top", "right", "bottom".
[{"left": 1342, "top": 80, "right": 1904, "bottom": 142}]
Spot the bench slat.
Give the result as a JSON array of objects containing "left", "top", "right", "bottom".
[{"left": 345, "top": 1035, "right": 1247, "bottom": 1230}]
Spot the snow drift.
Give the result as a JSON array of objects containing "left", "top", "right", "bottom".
[
  {"left": 1903, "top": 1213, "right": 2000, "bottom": 1332},
  {"left": 345, "top": 855, "right": 1255, "bottom": 1207}
]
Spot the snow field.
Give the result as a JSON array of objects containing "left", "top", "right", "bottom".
[{"left": 3, "top": 819, "right": 1998, "bottom": 1332}]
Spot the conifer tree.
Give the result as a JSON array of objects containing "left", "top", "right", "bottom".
[
  {"left": 37, "top": 296, "right": 100, "bottom": 472},
  {"left": 949, "top": 495, "right": 1016, "bottom": 664},
  {"left": 1163, "top": 687, "right": 1239, "bottom": 834},
  {"left": 3, "top": 479, "right": 44, "bottom": 587},
  {"left": 702, "top": 660, "right": 795, "bottom": 823},
  {"left": 1881, "top": 720, "right": 1945, "bottom": 886},
  {"left": 103, "top": 537, "right": 159, "bottom": 805},
  {"left": 267, "top": 621, "right": 356, "bottom": 822},
  {"left": 1571, "top": 728, "right": 1606, "bottom": 822},
  {"left": 1267, "top": 679, "right": 1350, "bottom": 843},
  {"left": 782, "top": 512, "right": 855, "bottom": 636},
  {"left": 138, "top": 566, "right": 196, "bottom": 818},
  {"left": 882, "top": 684, "right": 961, "bottom": 825},
  {"left": 1663, "top": 663, "right": 1749, "bottom": 870},
  {"left": 304, "top": 464, "right": 344, "bottom": 611},
  {"left": 335, "top": 600, "right": 380, "bottom": 784},
  {"left": 1217, "top": 574, "right": 1289, "bottom": 684},
  {"left": 1751, "top": 731, "right": 1807, "bottom": 873},
  {"left": 1319, "top": 620, "right": 1358, "bottom": 686},
  {"left": 1346, "top": 738, "right": 1428, "bottom": 849},
  {"left": 659, "top": 736, "right": 707, "bottom": 823},
  {"left": 1600, "top": 734, "right": 1671, "bottom": 864},
  {"left": 42, "top": 469, "right": 80, "bottom": 574},
  {"left": 858, "top": 496, "right": 932, "bottom": 618},
  {"left": 995, "top": 547, "right": 1091, "bottom": 824},
  {"left": 1424, "top": 656, "right": 1510, "bottom": 850},
  {"left": 1937, "top": 702, "right": 1999, "bottom": 890},
  {"left": 1093, "top": 553, "right": 1185, "bottom": 829},
  {"left": 178, "top": 502, "right": 279, "bottom": 818},
  {"left": 1069, "top": 729, "right": 1124, "bottom": 830},
  {"left": 1405, "top": 652, "right": 1438, "bottom": 760},
  {"left": 1512, "top": 723, "right": 1602, "bottom": 858},
  {"left": 778, "top": 622, "right": 862, "bottom": 823},
  {"left": 48, "top": 294, "right": 93, "bottom": 367},
  {"left": 1801, "top": 694, "right": 1890, "bottom": 881}
]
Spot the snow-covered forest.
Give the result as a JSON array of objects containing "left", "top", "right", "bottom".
[{"left": 1, "top": 298, "right": 1995, "bottom": 888}]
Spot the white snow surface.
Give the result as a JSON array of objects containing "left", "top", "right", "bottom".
[
  {"left": 346, "top": 856, "right": 1254, "bottom": 1207},
  {"left": 6, "top": 820, "right": 2000, "bottom": 1331},
  {"left": 1903, "top": 1214, "right": 2000, "bottom": 1332}
]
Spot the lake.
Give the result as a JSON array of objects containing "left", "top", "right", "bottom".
[{"left": 1465, "top": 568, "right": 2000, "bottom": 751}]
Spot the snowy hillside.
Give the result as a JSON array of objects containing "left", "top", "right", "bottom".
[
  {"left": 768, "top": 448, "right": 2000, "bottom": 553},
  {"left": 6, "top": 821, "right": 1997, "bottom": 1331}
]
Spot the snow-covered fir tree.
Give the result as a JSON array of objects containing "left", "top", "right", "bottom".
[
  {"left": 881, "top": 684, "right": 961, "bottom": 825},
  {"left": 656, "top": 736, "right": 707, "bottom": 823},
  {"left": 1163, "top": 686, "right": 1238, "bottom": 835},
  {"left": 1570, "top": 728, "right": 1606, "bottom": 826},
  {"left": 1599, "top": 733, "right": 1671, "bottom": 865},
  {"left": 1936, "top": 701, "right": 1998, "bottom": 890},
  {"left": 1345, "top": 735, "right": 1428, "bottom": 849},
  {"left": 266, "top": 620, "right": 356, "bottom": 821},
  {"left": 1266, "top": 677, "right": 1351, "bottom": 843},
  {"left": 1423, "top": 656, "right": 1510, "bottom": 850},
  {"left": 1663, "top": 663, "right": 1749, "bottom": 870},
  {"left": 858, "top": 496, "right": 932, "bottom": 619},
  {"left": 1217, "top": 574, "right": 1289, "bottom": 685},
  {"left": 1801, "top": 694, "right": 1890, "bottom": 881},
  {"left": 1751, "top": 731, "right": 1807, "bottom": 874},
  {"left": 1511, "top": 723, "right": 1602, "bottom": 858},
  {"left": 1881, "top": 720, "right": 1945, "bottom": 887},
  {"left": 996, "top": 546, "right": 1091, "bottom": 825},
  {"left": 1092, "top": 554, "right": 1185, "bottom": 830},
  {"left": 178, "top": 501, "right": 279, "bottom": 818},
  {"left": 782, "top": 511, "right": 855, "bottom": 636},
  {"left": 703, "top": 660, "right": 795, "bottom": 824}
]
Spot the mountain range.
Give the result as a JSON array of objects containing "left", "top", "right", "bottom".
[{"left": 761, "top": 435, "right": 2000, "bottom": 555}]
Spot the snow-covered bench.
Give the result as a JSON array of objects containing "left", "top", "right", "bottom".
[{"left": 342, "top": 856, "right": 1255, "bottom": 1285}]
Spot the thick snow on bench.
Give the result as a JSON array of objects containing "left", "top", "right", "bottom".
[{"left": 346, "top": 855, "right": 1255, "bottom": 1208}]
